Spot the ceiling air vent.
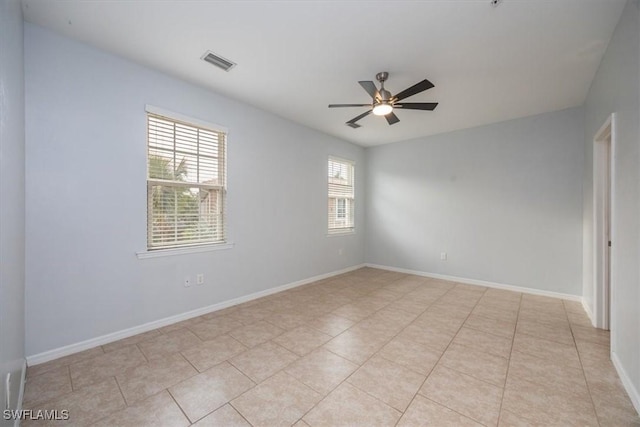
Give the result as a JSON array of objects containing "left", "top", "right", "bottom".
[{"left": 201, "top": 51, "right": 236, "bottom": 72}]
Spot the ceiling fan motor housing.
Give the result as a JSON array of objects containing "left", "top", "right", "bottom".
[
  {"left": 379, "top": 89, "right": 392, "bottom": 102},
  {"left": 376, "top": 72, "right": 392, "bottom": 101}
]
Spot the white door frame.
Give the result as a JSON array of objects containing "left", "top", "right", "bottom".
[{"left": 592, "top": 113, "right": 615, "bottom": 332}]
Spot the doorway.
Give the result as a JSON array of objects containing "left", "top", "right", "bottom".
[{"left": 593, "top": 114, "right": 614, "bottom": 331}]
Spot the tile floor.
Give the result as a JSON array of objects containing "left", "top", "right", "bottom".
[{"left": 23, "top": 267, "right": 640, "bottom": 426}]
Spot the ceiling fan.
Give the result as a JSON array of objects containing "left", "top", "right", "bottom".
[{"left": 328, "top": 72, "right": 438, "bottom": 128}]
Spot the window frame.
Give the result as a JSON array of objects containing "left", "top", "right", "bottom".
[
  {"left": 144, "top": 105, "right": 228, "bottom": 252},
  {"left": 327, "top": 156, "right": 355, "bottom": 235}
]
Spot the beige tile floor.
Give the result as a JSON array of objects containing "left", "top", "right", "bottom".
[{"left": 23, "top": 267, "right": 640, "bottom": 426}]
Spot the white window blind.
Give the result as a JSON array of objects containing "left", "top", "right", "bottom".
[
  {"left": 328, "top": 157, "right": 355, "bottom": 233},
  {"left": 147, "top": 111, "right": 226, "bottom": 249}
]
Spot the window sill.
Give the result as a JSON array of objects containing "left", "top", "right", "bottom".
[
  {"left": 327, "top": 230, "right": 356, "bottom": 237},
  {"left": 136, "top": 242, "right": 234, "bottom": 259}
]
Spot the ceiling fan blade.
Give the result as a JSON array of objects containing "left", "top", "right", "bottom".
[
  {"left": 385, "top": 112, "right": 400, "bottom": 125},
  {"left": 394, "top": 102, "right": 439, "bottom": 111},
  {"left": 359, "top": 81, "right": 380, "bottom": 100},
  {"left": 393, "top": 79, "right": 435, "bottom": 102},
  {"left": 328, "top": 104, "right": 371, "bottom": 108},
  {"left": 346, "top": 110, "right": 372, "bottom": 128}
]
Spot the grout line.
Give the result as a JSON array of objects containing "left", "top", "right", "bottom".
[
  {"left": 226, "top": 359, "right": 254, "bottom": 383},
  {"left": 515, "top": 330, "right": 577, "bottom": 347},
  {"left": 67, "top": 364, "right": 76, "bottom": 392},
  {"left": 496, "top": 291, "right": 523, "bottom": 425},
  {"left": 179, "top": 349, "right": 200, "bottom": 373},
  {"left": 113, "top": 375, "right": 128, "bottom": 407},
  {"left": 136, "top": 343, "right": 150, "bottom": 363},
  {"left": 422, "top": 395, "right": 490, "bottom": 426},
  {"left": 228, "top": 400, "right": 258, "bottom": 426},
  {"left": 230, "top": 363, "right": 258, "bottom": 388},
  {"left": 166, "top": 388, "right": 193, "bottom": 424},
  {"left": 568, "top": 302, "right": 603, "bottom": 427},
  {"left": 176, "top": 352, "right": 201, "bottom": 382}
]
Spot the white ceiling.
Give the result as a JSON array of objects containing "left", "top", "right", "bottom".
[{"left": 22, "top": 0, "right": 626, "bottom": 147}]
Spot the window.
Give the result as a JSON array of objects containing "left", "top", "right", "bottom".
[
  {"left": 328, "top": 157, "right": 355, "bottom": 233},
  {"left": 336, "top": 198, "right": 347, "bottom": 220},
  {"left": 146, "top": 108, "right": 226, "bottom": 250}
]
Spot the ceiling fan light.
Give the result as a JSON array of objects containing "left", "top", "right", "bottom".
[{"left": 373, "top": 103, "right": 393, "bottom": 116}]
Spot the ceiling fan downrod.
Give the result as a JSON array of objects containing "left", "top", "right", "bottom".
[{"left": 376, "top": 72, "right": 392, "bottom": 102}]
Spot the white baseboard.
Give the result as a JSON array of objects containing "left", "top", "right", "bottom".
[
  {"left": 26, "top": 264, "right": 365, "bottom": 366},
  {"left": 581, "top": 298, "right": 595, "bottom": 326},
  {"left": 14, "top": 360, "right": 26, "bottom": 427},
  {"left": 611, "top": 351, "right": 640, "bottom": 415},
  {"left": 365, "top": 263, "right": 582, "bottom": 301}
]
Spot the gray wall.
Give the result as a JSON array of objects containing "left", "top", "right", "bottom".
[
  {"left": 365, "top": 107, "right": 585, "bottom": 296},
  {"left": 0, "top": 0, "right": 26, "bottom": 420},
  {"left": 24, "top": 24, "right": 365, "bottom": 356},
  {"left": 583, "top": 0, "right": 640, "bottom": 406}
]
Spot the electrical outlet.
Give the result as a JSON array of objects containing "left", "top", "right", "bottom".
[
  {"left": 338, "top": 248, "right": 344, "bottom": 256},
  {"left": 196, "top": 273, "right": 204, "bottom": 285},
  {"left": 440, "top": 252, "right": 447, "bottom": 261},
  {"left": 184, "top": 276, "right": 191, "bottom": 287}
]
